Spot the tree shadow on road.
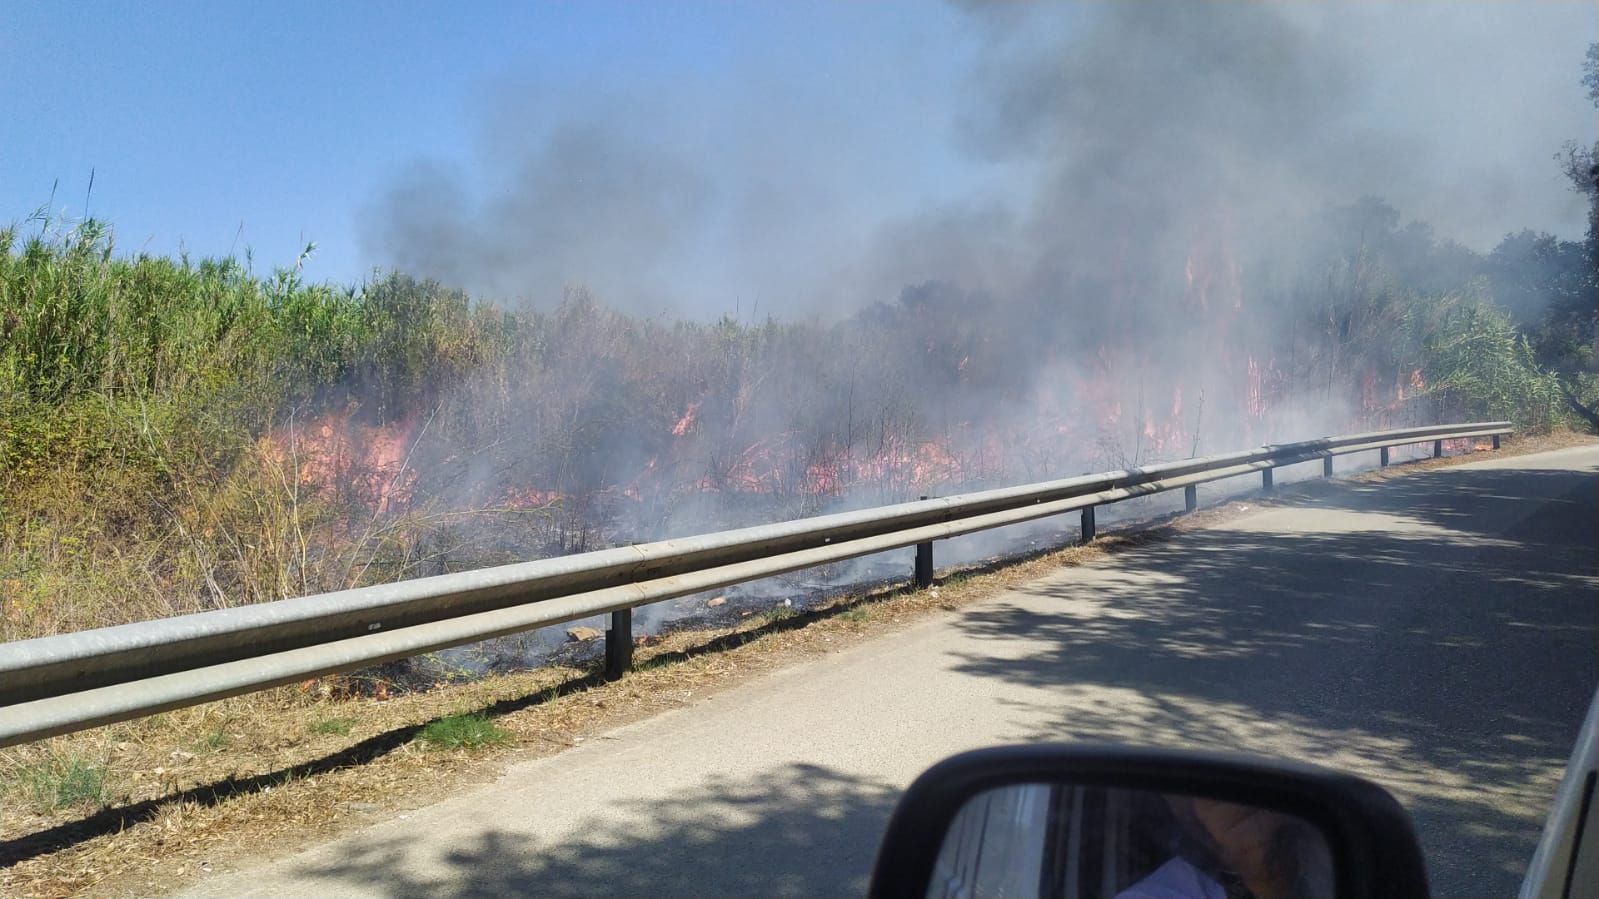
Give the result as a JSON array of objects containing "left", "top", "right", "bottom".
[
  {"left": 1311, "top": 461, "right": 1596, "bottom": 545},
  {"left": 944, "top": 463, "right": 1597, "bottom": 895},
  {"left": 282, "top": 762, "right": 897, "bottom": 898}
]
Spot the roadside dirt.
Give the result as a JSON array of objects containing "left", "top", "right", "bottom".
[{"left": 2, "top": 430, "right": 1592, "bottom": 898}]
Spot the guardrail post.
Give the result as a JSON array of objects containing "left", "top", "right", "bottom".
[
  {"left": 1433, "top": 439, "right": 1443, "bottom": 458},
  {"left": 1262, "top": 467, "right": 1274, "bottom": 491},
  {"left": 1080, "top": 506, "right": 1096, "bottom": 544},
  {"left": 1492, "top": 434, "right": 1501, "bottom": 450},
  {"left": 1184, "top": 485, "right": 1197, "bottom": 514},
  {"left": 914, "top": 496, "right": 934, "bottom": 588},
  {"left": 1380, "top": 447, "right": 1390, "bottom": 467},
  {"left": 1323, "top": 456, "right": 1334, "bottom": 478},
  {"left": 605, "top": 608, "right": 632, "bottom": 680},
  {"left": 914, "top": 541, "right": 934, "bottom": 589}
]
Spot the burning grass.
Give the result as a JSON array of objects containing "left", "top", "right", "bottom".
[
  {"left": 5, "top": 218, "right": 1587, "bottom": 659},
  {"left": 2, "top": 432, "right": 1592, "bottom": 898}
]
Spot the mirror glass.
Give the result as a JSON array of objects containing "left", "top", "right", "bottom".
[{"left": 928, "top": 783, "right": 1335, "bottom": 899}]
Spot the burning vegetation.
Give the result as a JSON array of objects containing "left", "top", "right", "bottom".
[
  {"left": 2, "top": 11, "right": 1596, "bottom": 895},
  {"left": 1, "top": 198, "right": 1588, "bottom": 648},
  {"left": 1, "top": 11, "right": 1594, "bottom": 657}
]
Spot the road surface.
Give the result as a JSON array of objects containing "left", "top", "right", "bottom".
[{"left": 183, "top": 444, "right": 1599, "bottom": 897}]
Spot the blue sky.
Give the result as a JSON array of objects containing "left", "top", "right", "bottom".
[
  {"left": 2, "top": 1, "right": 984, "bottom": 285},
  {"left": 3, "top": 2, "right": 1595, "bottom": 308}
]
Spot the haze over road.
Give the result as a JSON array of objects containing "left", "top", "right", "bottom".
[{"left": 184, "top": 445, "right": 1599, "bottom": 898}]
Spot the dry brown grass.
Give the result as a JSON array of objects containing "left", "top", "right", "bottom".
[{"left": 2, "top": 431, "right": 1592, "bottom": 898}]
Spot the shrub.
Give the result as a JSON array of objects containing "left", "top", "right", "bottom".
[
  {"left": 417, "top": 714, "right": 511, "bottom": 751},
  {"left": 5, "top": 753, "right": 109, "bottom": 812},
  {"left": 309, "top": 718, "right": 355, "bottom": 736},
  {"left": 1410, "top": 287, "right": 1568, "bottom": 432}
]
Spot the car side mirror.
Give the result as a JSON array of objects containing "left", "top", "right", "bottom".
[{"left": 869, "top": 744, "right": 1428, "bottom": 899}]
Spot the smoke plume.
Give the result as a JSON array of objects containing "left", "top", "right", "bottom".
[
  {"left": 336, "top": 3, "right": 1597, "bottom": 661},
  {"left": 364, "top": 2, "right": 1593, "bottom": 320}
]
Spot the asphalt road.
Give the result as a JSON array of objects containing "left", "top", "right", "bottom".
[{"left": 183, "top": 444, "right": 1599, "bottom": 898}]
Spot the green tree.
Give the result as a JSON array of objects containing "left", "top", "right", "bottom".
[{"left": 1545, "top": 43, "right": 1599, "bottom": 428}]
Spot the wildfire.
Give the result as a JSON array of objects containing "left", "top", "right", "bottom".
[
  {"left": 501, "top": 487, "right": 562, "bottom": 508},
  {"left": 1183, "top": 229, "right": 1243, "bottom": 313},
  {"left": 672, "top": 401, "right": 700, "bottom": 437},
  {"left": 1358, "top": 365, "right": 1429, "bottom": 421},
  {"left": 1246, "top": 356, "right": 1267, "bottom": 419},
  {"left": 820, "top": 439, "right": 967, "bottom": 494},
  {"left": 262, "top": 410, "right": 420, "bottom": 513},
  {"left": 255, "top": 216, "right": 1429, "bottom": 529}
]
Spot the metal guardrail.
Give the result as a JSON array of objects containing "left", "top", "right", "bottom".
[{"left": 0, "top": 421, "right": 1511, "bottom": 748}]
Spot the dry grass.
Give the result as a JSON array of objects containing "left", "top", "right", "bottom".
[{"left": 2, "top": 431, "right": 1592, "bottom": 898}]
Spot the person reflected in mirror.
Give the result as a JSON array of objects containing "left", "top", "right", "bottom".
[{"left": 1117, "top": 795, "right": 1333, "bottom": 899}]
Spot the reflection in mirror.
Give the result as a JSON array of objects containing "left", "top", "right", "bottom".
[{"left": 928, "top": 783, "right": 1334, "bottom": 899}]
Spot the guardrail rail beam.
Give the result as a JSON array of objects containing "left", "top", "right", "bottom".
[{"left": 0, "top": 421, "right": 1511, "bottom": 748}]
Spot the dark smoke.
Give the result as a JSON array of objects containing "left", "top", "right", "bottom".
[{"left": 365, "top": 122, "right": 712, "bottom": 314}]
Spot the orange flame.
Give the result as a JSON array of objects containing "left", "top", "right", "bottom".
[
  {"left": 263, "top": 411, "right": 420, "bottom": 513},
  {"left": 672, "top": 402, "right": 699, "bottom": 437}
]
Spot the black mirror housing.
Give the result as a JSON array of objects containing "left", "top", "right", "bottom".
[{"left": 870, "top": 744, "right": 1429, "bottom": 899}]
